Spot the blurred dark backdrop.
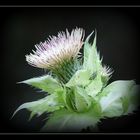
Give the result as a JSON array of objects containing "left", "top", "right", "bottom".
[{"left": 0, "top": 6, "right": 140, "bottom": 133}]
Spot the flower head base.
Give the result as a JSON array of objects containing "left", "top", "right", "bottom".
[{"left": 26, "top": 28, "right": 84, "bottom": 70}]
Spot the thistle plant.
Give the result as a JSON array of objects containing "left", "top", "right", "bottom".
[{"left": 13, "top": 28, "right": 140, "bottom": 132}]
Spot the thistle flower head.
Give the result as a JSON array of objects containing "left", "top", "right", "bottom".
[
  {"left": 26, "top": 28, "right": 84, "bottom": 70},
  {"left": 101, "top": 65, "right": 113, "bottom": 77}
]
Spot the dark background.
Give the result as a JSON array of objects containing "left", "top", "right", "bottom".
[{"left": 0, "top": 6, "right": 140, "bottom": 133}]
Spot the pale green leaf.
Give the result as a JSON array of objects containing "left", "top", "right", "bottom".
[
  {"left": 85, "top": 75, "right": 103, "bottom": 97},
  {"left": 83, "top": 31, "right": 94, "bottom": 69},
  {"left": 19, "top": 75, "right": 62, "bottom": 94},
  {"left": 101, "top": 98, "right": 123, "bottom": 117},
  {"left": 41, "top": 108, "right": 100, "bottom": 132},
  {"left": 74, "top": 86, "right": 92, "bottom": 112},
  {"left": 123, "top": 84, "right": 140, "bottom": 114},
  {"left": 83, "top": 30, "right": 102, "bottom": 75},
  {"left": 98, "top": 80, "right": 139, "bottom": 117},
  {"left": 12, "top": 92, "right": 65, "bottom": 119},
  {"left": 65, "top": 69, "right": 91, "bottom": 87}
]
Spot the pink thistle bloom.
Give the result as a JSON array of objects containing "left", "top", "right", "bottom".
[{"left": 26, "top": 28, "right": 84, "bottom": 70}]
